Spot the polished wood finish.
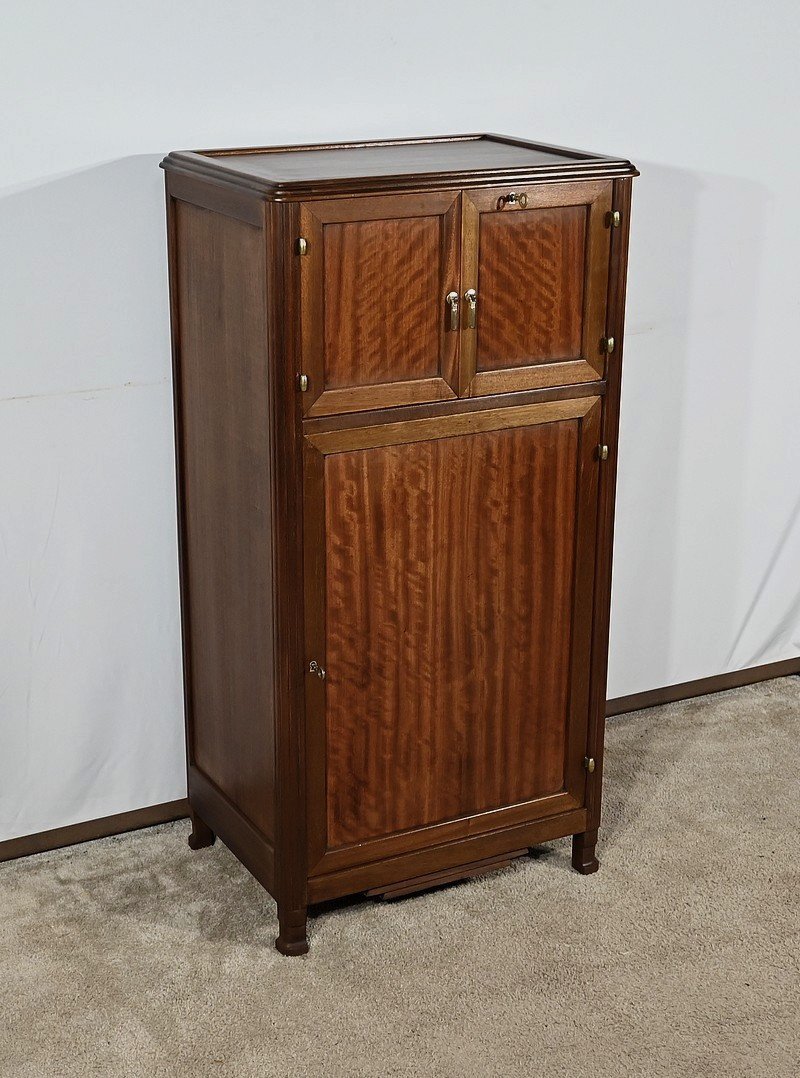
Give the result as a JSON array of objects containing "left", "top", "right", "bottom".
[
  {"left": 366, "top": 850, "right": 529, "bottom": 900},
  {"left": 306, "top": 396, "right": 596, "bottom": 454},
  {"left": 324, "top": 217, "right": 441, "bottom": 383},
  {"left": 577, "top": 177, "right": 633, "bottom": 859},
  {"left": 461, "top": 181, "right": 612, "bottom": 396},
  {"left": 11, "top": 663, "right": 800, "bottom": 867},
  {"left": 164, "top": 132, "right": 637, "bottom": 200},
  {"left": 313, "top": 405, "right": 598, "bottom": 853},
  {"left": 478, "top": 204, "right": 586, "bottom": 368},
  {"left": 302, "top": 379, "right": 605, "bottom": 436},
  {"left": 173, "top": 200, "right": 276, "bottom": 843},
  {"left": 161, "top": 134, "right": 637, "bottom": 954},
  {"left": 269, "top": 199, "right": 311, "bottom": 958},
  {"left": 299, "top": 192, "right": 459, "bottom": 416},
  {"left": 572, "top": 827, "right": 599, "bottom": 874},
  {"left": 308, "top": 807, "right": 588, "bottom": 903},
  {"left": 165, "top": 175, "right": 287, "bottom": 945},
  {"left": 187, "top": 809, "right": 215, "bottom": 850}
]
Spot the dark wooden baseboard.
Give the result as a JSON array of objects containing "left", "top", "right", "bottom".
[
  {"left": 606, "top": 657, "right": 800, "bottom": 717},
  {"left": 0, "top": 798, "right": 189, "bottom": 864},
  {"left": 2, "top": 658, "right": 798, "bottom": 865}
]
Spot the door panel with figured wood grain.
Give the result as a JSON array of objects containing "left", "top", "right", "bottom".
[
  {"left": 303, "top": 397, "right": 602, "bottom": 871},
  {"left": 461, "top": 182, "right": 612, "bottom": 396},
  {"left": 299, "top": 192, "right": 460, "bottom": 416},
  {"left": 479, "top": 205, "right": 586, "bottom": 367}
]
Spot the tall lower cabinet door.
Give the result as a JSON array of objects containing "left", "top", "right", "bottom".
[{"left": 304, "top": 395, "right": 602, "bottom": 876}]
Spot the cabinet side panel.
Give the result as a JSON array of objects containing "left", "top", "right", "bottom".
[{"left": 174, "top": 199, "right": 275, "bottom": 841}]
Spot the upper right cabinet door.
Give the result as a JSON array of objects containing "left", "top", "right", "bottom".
[{"left": 461, "top": 181, "right": 613, "bottom": 396}]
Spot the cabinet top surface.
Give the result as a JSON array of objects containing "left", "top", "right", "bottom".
[{"left": 162, "top": 133, "right": 637, "bottom": 199}]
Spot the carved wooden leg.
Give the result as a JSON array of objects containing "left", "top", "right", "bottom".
[
  {"left": 187, "top": 809, "right": 215, "bottom": 850},
  {"left": 276, "top": 905, "right": 309, "bottom": 957},
  {"left": 572, "top": 828, "right": 600, "bottom": 874}
]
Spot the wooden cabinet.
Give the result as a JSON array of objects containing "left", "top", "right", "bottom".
[{"left": 162, "top": 134, "right": 637, "bottom": 955}]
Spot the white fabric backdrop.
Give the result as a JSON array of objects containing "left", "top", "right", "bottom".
[{"left": 2, "top": 0, "right": 799, "bottom": 841}]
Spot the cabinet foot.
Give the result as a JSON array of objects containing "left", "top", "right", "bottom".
[
  {"left": 187, "top": 810, "right": 215, "bottom": 850},
  {"left": 275, "top": 907, "right": 309, "bottom": 957},
  {"left": 572, "top": 829, "right": 599, "bottom": 874}
]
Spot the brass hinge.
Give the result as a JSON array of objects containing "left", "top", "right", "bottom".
[
  {"left": 583, "top": 756, "right": 596, "bottom": 773},
  {"left": 601, "top": 336, "right": 615, "bottom": 354},
  {"left": 607, "top": 210, "right": 621, "bottom": 228},
  {"left": 298, "top": 373, "right": 309, "bottom": 392},
  {"left": 598, "top": 445, "right": 609, "bottom": 461},
  {"left": 296, "top": 237, "right": 308, "bottom": 256}
]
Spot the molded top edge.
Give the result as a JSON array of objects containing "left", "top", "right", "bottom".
[{"left": 160, "top": 132, "right": 638, "bottom": 199}]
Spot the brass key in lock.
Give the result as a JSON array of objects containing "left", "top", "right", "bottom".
[
  {"left": 445, "top": 291, "right": 459, "bottom": 331},
  {"left": 464, "top": 288, "right": 477, "bottom": 329},
  {"left": 499, "top": 191, "right": 528, "bottom": 209}
]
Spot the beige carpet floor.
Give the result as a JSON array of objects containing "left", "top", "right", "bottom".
[{"left": 1, "top": 678, "right": 798, "bottom": 1078}]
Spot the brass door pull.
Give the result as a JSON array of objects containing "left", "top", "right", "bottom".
[
  {"left": 445, "top": 291, "right": 459, "bottom": 331},
  {"left": 464, "top": 289, "right": 477, "bottom": 329}
]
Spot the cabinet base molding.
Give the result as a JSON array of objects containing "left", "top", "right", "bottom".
[
  {"left": 187, "top": 767, "right": 275, "bottom": 894},
  {"left": 366, "top": 849, "right": 530, "bottom": 901},
  {"left": 307, "top": 808, "right": 588, "bottom": 905}
]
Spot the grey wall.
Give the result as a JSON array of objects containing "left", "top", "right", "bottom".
[{"left": 2, "top": 0, "right": 799, "bottom": 840}]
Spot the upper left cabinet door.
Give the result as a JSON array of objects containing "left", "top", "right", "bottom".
[{"left": 298, "top": 192, "right": 461, "bottom": 416}]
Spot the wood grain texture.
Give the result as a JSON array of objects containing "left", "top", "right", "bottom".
[
  {"left": 162, "top": 138, "right": 638, "bottom": 951},
  {"left": 299, "top": 192, "right": 460, "bottom": 416},
  {"left": 308, "top": 807, "right": 588, "bottom": 903},
  {"left": 173, "top": 199, "right": 275, "bottom": 842},
  {"left": 477, "top": 205, "right": 587, "bottom": 368},
  {"left": 323, "top": 215, "right": 441, "bottom": 387},
  {"left": 270, "top": 200, "right": 311, "bottom": 955},
  {"left": 461, "top": 182, "right": 612, "bottom": 396},
  {"left": 162, "top": 133, "right": 638, "bottom": 201},
  {"left": 305, "top": 377, "right": 456, "bottom": 418},
  {"left": 582, "top": 177, "right": 633, "bottom": 838},
  {"left": 366, "top": 849, "right": 528, "bottom": 899},
  {"left": 467, "top": 360, "right": 599, "bottom": 397},
  {"left": 306, "top": 396, "right": 595, "bottom": 455},
  {"left": 188, "top": 768, "right": 275, "bottom": 894},
  {"left": 303, "top": 380, "right": 605, "bottom": 436},
  {"left": 322, "top": 421, "right": 583, "bottom": 848},
  {"left": 167, "top": 170, "right": 264, "bottom": 225}
]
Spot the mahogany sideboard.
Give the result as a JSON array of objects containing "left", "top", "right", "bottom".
[{"left": 161, "top": 134, "right": 637, "bottom": 955}]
